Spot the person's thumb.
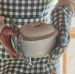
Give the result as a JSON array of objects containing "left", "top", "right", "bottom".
[{"left": 8, "top": 29, "right": 20, "bottom": 36}]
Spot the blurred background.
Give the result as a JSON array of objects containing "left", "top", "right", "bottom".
[{"left": 59, "top": 17, "right": 75, "bottom": 74}]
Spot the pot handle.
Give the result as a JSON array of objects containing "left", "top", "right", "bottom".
[{"left": 30, "top": 22, "right": 43, "bottom": 27}]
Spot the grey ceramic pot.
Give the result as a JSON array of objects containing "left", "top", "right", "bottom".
[{"left": 16, "top": 22, "right": 58, "bottom": 58}]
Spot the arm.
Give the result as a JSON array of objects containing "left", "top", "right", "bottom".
[{"left": 49, "top": 0, "right": 73, "bottom": 63}]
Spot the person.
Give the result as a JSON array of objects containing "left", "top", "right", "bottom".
[{"left": 0, "top": 0, "right": 74, "bottom": 74}]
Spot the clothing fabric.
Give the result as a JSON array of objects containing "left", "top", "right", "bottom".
[
  {"left": 49, "top": 6, "right": 73, "bottom": 63},
  {"left": 0, "top": 56, "right": 60, "bottom": 74},
  {"left": 0, "top": 0, "right": 73, "bottom": 74}
]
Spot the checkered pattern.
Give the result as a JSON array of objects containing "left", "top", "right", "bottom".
[
  {"left": 0, "top": 0, "right": 53, "bottom": 19},
  {"left": 0, "top": 0, "right": 54, "bottom": 59},
  {"left": 0, "top": 56, "right": 60, "bottom": 74},
  {"left": 0, "top": 0, "right": 73, "bottom": 74},
  {"left": 49, "top": 6, "right": 73, "bottom": 63}
]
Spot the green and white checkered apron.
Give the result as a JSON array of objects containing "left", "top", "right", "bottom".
[{"left": 0, "top": 0, "right": 73, "bottom": 74}]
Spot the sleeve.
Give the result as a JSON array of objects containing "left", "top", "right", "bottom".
[{"left": 49, "top": 6, "right": 73, "bottom": 63}]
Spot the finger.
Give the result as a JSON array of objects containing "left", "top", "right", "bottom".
[
  {"left": 7, "top": 47, "right": 20, "bottom": 58},
  {"left": 11, "top": 55, "right": 20, "bottom": 59},
  {"left": 7, "top": 49, "right": 20, "bottom": 59},
  {"left": 4, "top": 43, "right": 20, "bottom": 58},
  {"left": 8, "top": 29, "right": 20, "bottom": 36},
  {"left": 2, "top": 36, "right": 20, "bottom": 58},
  {"left": 4, "top": 45, "right": 20, "bottom": 59}
]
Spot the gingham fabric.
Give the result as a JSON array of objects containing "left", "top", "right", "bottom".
[
  {"left": 0, "top": 55, "right": 60, "bottom": 74},
  {"left": 0, "top": 0, "right": 54, "bottom": 59},
  {"left": 0, "top": 0, "right": 73, "bottom": 74},
  {"left": 49, "top": 6, "right": 73, "bottom": 63}
]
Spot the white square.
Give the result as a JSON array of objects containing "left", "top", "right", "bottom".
[
  {"left": 27, "top": 12, "right": 30, "bottom": 15},
  {"left": 59, "top": 23, "right": 62, "bottom": 26},
  {"left": 11, "top": 61, "right": 15, "bottom": 63},
  {"left": 37, "top": 64, "right": 40, "bottom": 67},
  {"left": 33, "top": 6, "right": 36, "bottom": 9},
  {"left": 59, "top": 10, "right": 62, "bottom": 13},
  {"left": 5, "top": 52, "right": 8, "bottom": 55},
  {"left": 34, "top": 1, "right": 38, "bottom": 4},
  {"left": 54, "top": 21, "right": 57, "bottom": 25},
  {"left": 25, "top": 19, "right": 28, "bottom": 22},
  {"left": 54, "top": 13, "right": 57, "bottom": 16},
  {"left": 9, "top": 12, "right": 13, "bottom": 15},
  {"left": 16, "top": 0, "right": 19, "bottom": 3},
  {"left": 37, "top": 70, "right": 40, "bottom": 73},
  {"left": 1, "top": 63, "right": 4, "bottom": 65},
  {"left": 22, "top": 1, "right": 25, "bottom": 4},
  {"left": 15, "top": 68, "right": 18, "bottom": 70},
  {"left": 10, "top": 6, "right": 13, "bottom": 9},
  {"left": 30, "top": 19, "right": 33, "bottom": 22},
  {"left": 50, "top": 66, "right": 53, "bottom": 69},
  {"left": 31, "top": 70, "right": 34, "bottom": 73},
  {"left": 28, "top": 7, "right": 31, "bottom": 9},
  {"left": 20, "top": 69, "right": 23, "bottom": 72},
  {"left": 4, "top": 11, "right": 7, "bottom": 14},
  {"left": 8, "top": 72, "right": 12, "bottom": 74},
  {"left": 14, "top": 73, "right": 16, "bottom": 74},
  {"left": 15, "top": 64, "right": 19, "bottom": 66},
  {"left": 26, "top": 70, "right": 29, "bottom": 73},
  {"left": 18, "top": 19, "right": 22, "bottom": 22},
  {"left": 1, "top": 68, "right": 3, "bottom": 70},
  {"left": 17, "top": 61, "right": 20, "bottom": 63},
  {"left": 4, "top": 0, "right": 8, "bottom": 2},
  {"left": 18, "top": 25, "right": 21, "bottom": 28},
  {"left": 4, "top": 5, "right": 7, "bottom": 9},
  {"left": 9, "top": 0, "right": 13, "bottom": 3},
  {"left": 10, "top": 64, "right": 13, "bottom": 66},
  {"left": 54, "top": 17, "right": 57, "bottom": 21},
  {"left": 21, "top": 12, "right": 24, "bottom": 15},
  {"left": 59, "top": 18, "right": 63, "bottom": 21},
  {"left": 21, "top": 64, "right": 25, "bottom": 67},
  {"left": 36, "top": 18, "right": 39, "bottom": 22},
  {"left": 7, "top": 18, "right": 10, "bottom": 21},
  {"left": 59, "top": 15, "right": 63, "bottom": 18},
  {"left": 39, "top": 6, "right": 42, "bottom": 9},
  {"left": 0, "top": 45, "right": 3, "bottom": 48},
  {"left": 15, "top": 12, "right": 19, "bottom": 15},
  {"left": 28, "top": 1, "right": 31, "bottom": 4},
  {"left": 16, "top": 6, "right": 19, "bottom": 9},
  {"left": 33, "top": 12, "right": 36, "bottom": 15},
  {"left": 22, "top": 7, "right": 25, "bottom": 9},
  {"left": 9, "top": 68, "right": 13, "bottom": 70}
]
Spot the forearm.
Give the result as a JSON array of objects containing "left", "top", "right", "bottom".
[
  {"left": 49, "top": 6, "right": 73, "bottom": 63},
  {"left": 0, "top": 16, "right": 6, "bottom": 33}
]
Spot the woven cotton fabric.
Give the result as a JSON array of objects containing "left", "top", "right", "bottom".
[
  {"left": 0, "top": 56, "right": 60, "bottom": 74},
  {"left": 49, "top": 6, "right": 73, "bottom": 63},
  {"left": 0, "top": 0, "right": 73, "bottom": 74}
]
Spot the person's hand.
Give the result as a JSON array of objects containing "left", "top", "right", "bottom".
[
  {"left": 52, "top": 72, "right": 57, "bottom": 74},
  {"left": 0, "top": 26, "right": 20, "bottom": 59}
]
